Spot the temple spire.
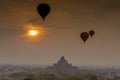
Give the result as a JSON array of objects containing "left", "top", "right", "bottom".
[
  {"left": 57, "top": 56, "right": 68, "bottom": 64},
  {"left": 60, "top": 56, "right": 66, "bottom": 61},
  {"left": 46, "top": 56, "right": 77, "bottom": 74}
]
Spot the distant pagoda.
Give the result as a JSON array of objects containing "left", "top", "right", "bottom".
[{"left": 46, "top": 56, "right": 77, "bottom": 74}]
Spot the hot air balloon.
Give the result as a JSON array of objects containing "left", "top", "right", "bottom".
[
  {"left": 89, "top": 30, "right": 95, "bottom": 37},
  {"left": 80, "top": 32, "right": 89, "bottom": 42},
  {"left": 37, "top": 3, "right": 51, "bottom": 21}
]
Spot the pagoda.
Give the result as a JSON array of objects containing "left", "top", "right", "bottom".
[{"left": 46, "top": 56, "right": 77, "bottom": 74}]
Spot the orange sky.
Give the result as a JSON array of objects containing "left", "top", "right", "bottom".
[{"left": 0, "top": 0, "right": 120, "bottom": 66}]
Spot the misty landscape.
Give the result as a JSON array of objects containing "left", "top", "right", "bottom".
[
  {"left": 0, "top": 0, "right": 120, "bottom": 80},
  {"left": 0, "top": 56, "right": 120, "bottom": 80}
]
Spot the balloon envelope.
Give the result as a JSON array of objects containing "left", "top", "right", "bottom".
[
  {"left": 89, "top": 30, "right": 95, "bottom": 37},
  {"left": 37, "top": 3, "right": 50, "bottom": 20},
  {"left": 80, "top": 32, "right": 89, "bottom": 42}
]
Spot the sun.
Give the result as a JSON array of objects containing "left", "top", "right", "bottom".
[
  {"left": 22, "top": 24, "right": 46, "bottom": 41},
  {"left": 28, "top": 29, "right": 39, "bottom": 36}
]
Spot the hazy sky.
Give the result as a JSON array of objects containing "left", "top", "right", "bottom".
[{"left": 0, "top": 0, "right": 120, "bottom": 66}]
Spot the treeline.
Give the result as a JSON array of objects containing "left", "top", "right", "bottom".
[
  {"left": 23, "top": 71, "right": 99, "bottom": 80},
  {"left": 23, "top": 72, "right": 120, "bottom": 80}
]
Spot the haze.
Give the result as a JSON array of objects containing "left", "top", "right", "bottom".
[{"left": 0, "top": 0, "right": 120, "bottom": 67}]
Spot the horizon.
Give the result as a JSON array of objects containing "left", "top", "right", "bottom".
[{"left": 0, "top": 56, "right": 120, "bottom": 68}]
